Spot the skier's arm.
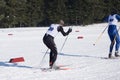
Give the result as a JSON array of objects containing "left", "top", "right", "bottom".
[
  {"left": 102, "top": 16, "right": 109, "bottom": 22},
  {"left": 116, "top": 14, "right": 120, "bottom": 21},
  {"left": 57, "top": 26, "right": 72, "bottom": 36}
]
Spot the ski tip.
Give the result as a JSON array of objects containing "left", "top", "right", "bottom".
[{"left": 59, "top": 67, "right": 71, "bottom": 70}]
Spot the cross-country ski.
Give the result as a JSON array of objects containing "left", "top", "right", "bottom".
[{"left": 40, "top": 67, "right": 71, "bottom": 72}]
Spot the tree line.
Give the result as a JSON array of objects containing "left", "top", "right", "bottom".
[{"left": 0, "top": 0, "right": 120, "bottom": 28}]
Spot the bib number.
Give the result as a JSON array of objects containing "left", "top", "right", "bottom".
[
  {"left": 48, "top": 26, "right": 54, "bottom": 31},
  {"left": 109, "top": 19, "right": 114, "bottom": 22}
]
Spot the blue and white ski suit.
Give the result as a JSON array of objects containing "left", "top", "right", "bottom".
[{"left": 106, "top": 14, "right": 120, "bottom": 53}]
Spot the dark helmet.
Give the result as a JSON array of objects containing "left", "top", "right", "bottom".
[{"left": 111, "top": 8, "right": 117, "bottom": 15}]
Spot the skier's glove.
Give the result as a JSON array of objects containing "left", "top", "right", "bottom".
[
  {"left": 68, "top": 28, "right": 72, "bottom": 33},
  {"left": 67, "top": 28, "right": 72, "bottom": 35}
]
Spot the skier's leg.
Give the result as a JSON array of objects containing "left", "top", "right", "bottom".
[
  {"left": 43, "top": 35, "right": 58, "bottom": 68},
  {"left": 108, "top": 34, "right": 115, "bottom": 58},
  {"left": 115, "top": 33, "right": 120, "bottom": 57},
  {"left": 49, "top": 44, "right": 58, "bottom": 68}
]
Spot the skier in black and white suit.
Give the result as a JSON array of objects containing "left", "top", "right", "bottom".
[{"left": 43, "top": 20, "right": 72, "bottom": 69}]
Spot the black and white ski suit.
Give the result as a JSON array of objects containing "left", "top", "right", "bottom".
[{"left": 43, "top": 24, "right": 72, "bottom": 67}]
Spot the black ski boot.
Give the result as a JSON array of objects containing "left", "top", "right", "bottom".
[
  {"left": 51, "top": 63, "right": 60, "bottom": 70},
  {"left": 49, "top": 63, "right": 59, "bottom": 70},
  {"left": 108, "top": 53, "right": 114, "bottom": 58},
  {"left": 108, "top": 53, "right": 112, "bottom": 58},
  {"left": 115, "top": 51, "right": 120, "bottom": 57}
]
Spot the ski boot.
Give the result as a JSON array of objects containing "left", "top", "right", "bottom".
[
  {"left": 108, "top": 53, "right": 114, "bottom": 59},
  {"left": 52, "top": 63, "right": 60, "bottom": 70},
  {"left": 115, "top": 51, "right": 120, "bottom": 57},
  {"left": 49, "top": 63, "right": 60, "bottom": 70}
]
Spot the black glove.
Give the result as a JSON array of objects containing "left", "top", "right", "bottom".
[
  {"left": 68, "top": 28, "right": 72, "bottom": 33},
  {"left": 66, "top": 28, "right": 72, "bottom": 35}
]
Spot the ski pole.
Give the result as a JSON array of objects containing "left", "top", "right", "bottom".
[
  {"left": 59, "top": 26, "right": 73, "bottom": 53},
  {"left": 93, "top": 26, "right": 108, "bottom": 46},
  {"left": 59, "top": 35, "right": 69, "bottom": 53},
  {"left": 54, "top": 26, "right": 72, "bottom": 66},
  {"left": 39, "top": 48, "right": 49, "bottom": 67}
]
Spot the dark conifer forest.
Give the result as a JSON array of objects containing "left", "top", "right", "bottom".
[{"left": 0, "top": 0, "right": 120, "bottom": 27}]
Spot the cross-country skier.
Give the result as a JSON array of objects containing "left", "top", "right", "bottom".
[
  {"left": 43, "top": 20, "right": 72, "bottom": 69},
  {"left": 104, "top": 9, "right": 120, "bottom": 58}
]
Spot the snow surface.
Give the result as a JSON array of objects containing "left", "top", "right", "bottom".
[{"left": 0, "top": 23, "right": 120, "bottom": 80}]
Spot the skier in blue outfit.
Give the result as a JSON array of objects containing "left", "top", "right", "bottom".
[{"left": 104, "top": 9, "right": 120, "bottom": 58}]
